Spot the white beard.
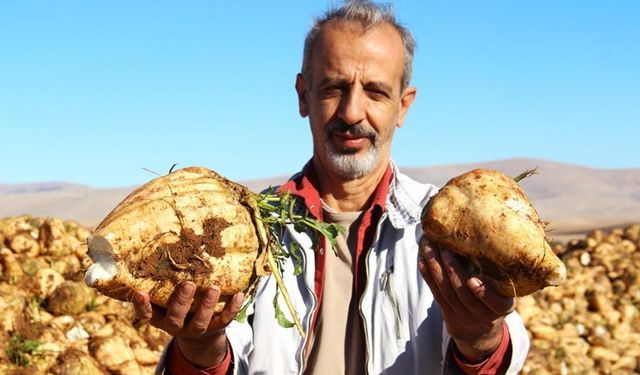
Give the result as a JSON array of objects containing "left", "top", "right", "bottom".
[{"left": 324, "top": 140, "right": 379, "bottom": 180}]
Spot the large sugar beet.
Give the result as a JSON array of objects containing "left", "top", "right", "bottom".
[
  {"left": 85, "top": 166, "right": 341, "bottom": 335},
  {"left": 421, "top": 169, "right": 566, "bottom": 297},
  {"left": 84, "top": 167, "right": 263, "bottom": 313}
]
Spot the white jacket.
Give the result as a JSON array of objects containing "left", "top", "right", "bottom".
[
  {"left": 159, "top": 164, "right": 530, "bottom": 374},
  {"left": 225, "top": 164, "right": 529, "bottom": 374}
]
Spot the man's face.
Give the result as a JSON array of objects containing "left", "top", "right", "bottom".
[{"left": 296, "top": 20, "right": 416, "bottom": 180}]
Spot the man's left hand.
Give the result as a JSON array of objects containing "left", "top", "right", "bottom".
[{"left": 417, "top": 236, "right": 515, "bottom": 362}]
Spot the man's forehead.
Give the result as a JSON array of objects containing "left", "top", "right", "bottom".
[{"left": 311, "top": 20, "right": 405, "bottom": 90}]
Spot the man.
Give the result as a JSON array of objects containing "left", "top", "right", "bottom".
[{"left": 134, "top": 1, "right": 530, "bottom": 373}]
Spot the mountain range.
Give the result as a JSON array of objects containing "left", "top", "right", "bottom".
[{"left": 2, "top": 158, "right": 638, "bottom": 240}]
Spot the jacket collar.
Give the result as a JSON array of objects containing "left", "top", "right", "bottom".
[
  {"left": 278, "top": 159, "right": 389, "bottom": 219},
  {"left": 279, "top": 159, "right": 421, "bottom": 229},
  {"left": 385, "top": 161, "right": 424, "bottom": 229}
]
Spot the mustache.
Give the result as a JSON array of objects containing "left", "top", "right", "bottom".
[{"left": 326, "top": 121, "right": 377, "bottom": 143}]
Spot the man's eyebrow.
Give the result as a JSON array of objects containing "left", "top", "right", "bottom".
[
  {"left": 365, "top": 81, "right": 393, "bottom": 94},
  {"left": 318, "top": 76, "right": 349, "bottom": 87},
  {"left": 318, "top": 77, "right": 394, "bottom": 93}
]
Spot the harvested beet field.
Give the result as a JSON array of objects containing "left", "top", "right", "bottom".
[
  {"left": 0, "top": 216, "right": 171, "bottom": 374},
  {"left": 0, "top": 215, "right": 638, "bottom": 373}
]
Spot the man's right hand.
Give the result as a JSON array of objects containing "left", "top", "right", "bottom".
[{"left": 132, "top": 282, "right": 245, "bottom": 368}]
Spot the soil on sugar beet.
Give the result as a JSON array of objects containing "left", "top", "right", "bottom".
[{"left": 130, "top": 217, "right": 232, "bottom": 281}]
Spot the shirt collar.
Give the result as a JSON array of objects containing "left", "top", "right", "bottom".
[{"left": 278, "top": 159, "right": 391, "bottom": 219}]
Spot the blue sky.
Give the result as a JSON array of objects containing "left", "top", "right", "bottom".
[{"left": 1, "top": 1, "right": 638, "bottom": 188}]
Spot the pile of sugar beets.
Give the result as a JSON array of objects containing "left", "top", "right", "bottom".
[
  {"left": 0, "top": 216, "right": 171, "bottom": 374},
  {"left": 519, "top": 224, "right": 640, "bottom": 374},
  {"left": 1, "top": 166, "right": 638, "bottom": 373}
]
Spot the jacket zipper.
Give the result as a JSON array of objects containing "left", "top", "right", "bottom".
[
  {"left": 296, "top": 233, "right": 317, "bottom": 375},
  {"left": 380, "top": 267, "right": 404, "bottom": 341},
  {"left": 358, "top": 212, "right": 388, "bottom": 375}
]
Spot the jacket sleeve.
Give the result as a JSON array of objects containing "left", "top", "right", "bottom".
[
  {"left": 160, "top": 340, "right": 232, "bottom": 375},
  {"left": 502, "top": 311, "right": 530, "bottom": 374},
  {"left": 441, "top": 310, "right": 529, "bottom": 375},
  {"left": 450, "top": 321, "right": 511, "bottom": 374},
  {"left": 225, "top": 319, "right": 254, "bottom": 374},
  {"left": 154, "top": 317, "right": 255, "bottom": 375}
]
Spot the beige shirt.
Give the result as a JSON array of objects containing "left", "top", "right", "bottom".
[{"left": 305, "top": 202, "right": 366, "bottom": 375}]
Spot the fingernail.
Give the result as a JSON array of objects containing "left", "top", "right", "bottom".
[
  {"left": 417, "top": 258, "right": 426, "bottom": 272},
  {"left": 234, "top": 293, "right": 244, "bottom": 304},
  {"left": 181, "top": 282, "right": 195, "bottom": 296},
  {"left": 421, "top": 246, "right": 435, "bottom": 260},
  {"left": 134, "top": 292, "right": 145, "bottom": 304},
  {"left": 468, "top": 278, "right": 483, "bottom": 289},
  {"left": 204, "top": 288, "right": 217, "bottom": 303}
]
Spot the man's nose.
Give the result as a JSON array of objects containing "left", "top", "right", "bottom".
[{"left": 338, "top": 87, "right": 366, "bottom": 125}]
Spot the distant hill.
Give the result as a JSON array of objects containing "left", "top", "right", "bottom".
[
  {"left": 0, "top": 182, "right": 92, "bottom": 194},
  {"left": 1, "top": 158, "right": 638, "bottom": 238},
  {"left": 0, "top": 176, "right": 289, "bottom": 229}
]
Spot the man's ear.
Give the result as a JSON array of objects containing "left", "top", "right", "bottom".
[
  {"left": 295, "top": 73, "right": 309, "bottom": 118},
  {"left": 396, "top": 86, "right": 417, "bottom": 128}
]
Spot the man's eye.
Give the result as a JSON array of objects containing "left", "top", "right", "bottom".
[
  {"left": 367, "top": 89, "right": 388, "bottom": 99},
  {"left": 322, "top": 87, "right": 343, "bottom": 96}
]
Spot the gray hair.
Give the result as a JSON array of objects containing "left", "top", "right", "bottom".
[{"left": 301, "top": 0, "right": 416, "bottom": 92}]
